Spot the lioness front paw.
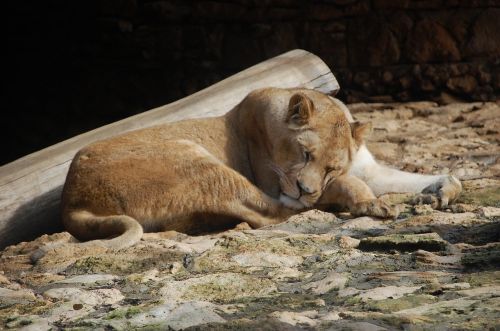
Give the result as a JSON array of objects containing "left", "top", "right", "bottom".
[
  {"left": 411, "top": 193, "right": 439, "bottom": 209},
  {"left": 413, "top": 175, "right": 462, "bottom": 209},
  {"left": 351, "top": 199, "right": 399, "bottom": 219},
  {"left": 279, "top": 194, "right": 305, "bottom": 210}
]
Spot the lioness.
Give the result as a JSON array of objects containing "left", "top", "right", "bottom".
[{"left": 61, "top": 87, "right": 461, "bottom": 250}]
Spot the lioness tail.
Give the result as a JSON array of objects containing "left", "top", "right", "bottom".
[{"left": 64, "top": 210, "right": 144, "bottom": 250}]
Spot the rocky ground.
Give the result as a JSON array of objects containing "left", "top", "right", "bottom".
[{"left": 1, "top": 101, "right": 499, "bottom": 330}]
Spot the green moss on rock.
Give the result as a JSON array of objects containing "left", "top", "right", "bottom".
[
  {"left": 457, "top": 186, "right": 500, "bottom": 207},
  {"left": 365, "top": 294, "right": 438, "bottom": 312},
  {"left": 105, "top": 306, "right": 143, "bottom": 320}
]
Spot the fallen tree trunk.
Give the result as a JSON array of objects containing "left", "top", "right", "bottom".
[{"left": 0, "top": 49, "right": 339, "bottom": 248}]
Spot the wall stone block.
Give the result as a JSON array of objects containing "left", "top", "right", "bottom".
[
  {"left": 348, "top": 16, "right": 400, "bottom": 66},
  {"left": 406, "top": 19, "right": 461, "bottom": 63},
  {"left": 447, "top": 75, "right": 479, "bottom": 94},
  {"left": 465, "top": 9, "right": 500, "bottom": 58}
]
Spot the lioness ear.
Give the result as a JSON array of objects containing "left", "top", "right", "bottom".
[
  {"left": 286, "top": 93, "right": 315, "bottom": 126},
  {"left": 350, "top": 121, "right": 372, "bottom": 145}
]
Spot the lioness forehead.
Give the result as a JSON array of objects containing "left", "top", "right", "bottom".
[
  {"left": 297, "top": 131, "right": 321, "bottom": 148},
  {"left": 328, "top": 148, "right": 349, "bottom": 161},
  {"left": 314, "top": 113, "right": 351, "bottom": 145},
  {"left": 297, "top": 128, "right": 350, "bottom": 154}
]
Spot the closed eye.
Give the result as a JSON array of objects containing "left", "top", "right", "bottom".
[
  {"left": 303, "top": 151, "right": 312, "bottom": 162},
  {"left": 326, "top": 166, "right": 340, "bottom": 173},
  {"left": 323, "top": 172, "right": 336, "bottom": 188}
]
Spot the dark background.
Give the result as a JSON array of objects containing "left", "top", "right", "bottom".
[{"left": 4, "top": 0, "right": 499, "bottom": 166}]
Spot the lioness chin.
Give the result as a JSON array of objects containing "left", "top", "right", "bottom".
[{"left": 56, "top": 87, "right": 461, "bottom": 253}]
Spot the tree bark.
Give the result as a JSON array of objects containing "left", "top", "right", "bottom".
[{"left": 0, "top": 49, "right": 339, "bottom": 248}]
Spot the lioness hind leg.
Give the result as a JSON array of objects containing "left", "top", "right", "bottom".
[
  {"left": 411, "top": 175, "right": 462, "bottom": 209},
  {"left": 225, "top": 201, "right": 286, "bottom": 229},
  {"left": 184, "top": 158, "right": 294, "bottom": 229},
  {"left": 349, "top": 145, "right": 462, "bottom": 209},
  {"left": 317, "top": 175, "right": 399, "bottom": 219}
]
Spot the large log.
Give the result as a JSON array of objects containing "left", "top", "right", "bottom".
[{"left": 0, "top": 49, "right": 339, "bottom": 249}]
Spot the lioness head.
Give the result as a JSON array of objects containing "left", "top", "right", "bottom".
[{"left": 262, "top": 89, "right": 369, "bottom": 208}]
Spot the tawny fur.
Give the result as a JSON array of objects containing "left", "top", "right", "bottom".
[{"left": 60, "top": 87, "right": 462, "bottom": 251}]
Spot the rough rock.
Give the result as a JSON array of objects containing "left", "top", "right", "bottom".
[
  {"left": 269, "top": 310, "right": 319, "bottom": 327},
  {"left": 0, "top": 287, "right": 36, "bottom": 304},
  {"left": 55, "top": 274, "right": 118, "bottom": 286},
  {"left": 43, "top": 288, "right": 124, "bottom": 306},
  {"left": 356, "top": 285, "right": 421, "bottom": 301},
  {"left": 126, "top": 301, "right": 226, "bottom": 330},
  {"left": 302, "top": 271, "right": 348, "bottom": 294},
  {"left": 478, "top": 206, "right": 500, "bottom": 217},
  {"left": 266, "top": 209, "right": 341, "bottom": 234},
  {"left": 0, "top": 101, "right": 499, "bottom": 330},
  {"left": 159, "top": 273, "right": 278, "bottom": 303},
  {"left": 359, "top": 233, "right": 448, "bottom": 252}
]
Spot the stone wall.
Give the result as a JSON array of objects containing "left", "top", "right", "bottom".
[
  {"left": 4, "top": 0, "right": 500, "bottom": 164},
  {"left": 82, "top": 0, "right": 500, "bottom": 103}
]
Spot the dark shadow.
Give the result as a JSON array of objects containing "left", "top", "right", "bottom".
[
  {"left": 393, "top": 221, "right": 500, "bottom": 246},
  {"left": 387, "top": 220, "right": 500, "bottom": 272},
  {"left": 0, "top": 187, "right": 64, "bottom": 249}
]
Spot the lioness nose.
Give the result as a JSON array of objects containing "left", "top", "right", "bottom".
[{"left": 297, "top": 180, "right": 316, "bottom": 195}]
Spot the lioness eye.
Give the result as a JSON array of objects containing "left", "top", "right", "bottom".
[
  {"left": 303, "top": 151, "right": 312, "bottom": 162},
  {"left": 326, "top": 166, "right": 339, "bottom": 173}
]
